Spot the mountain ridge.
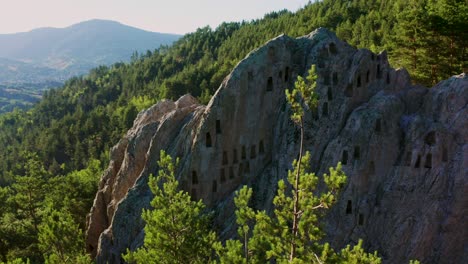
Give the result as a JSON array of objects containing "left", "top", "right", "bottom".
[
  {"left": 0, "top": 19, "right": 181, "bottom": 113},
  {"left": 0, "top": 19, "right": 180, "bottom": 64},
  {"left": 0, "top": 19, "right": 181, "bottom": 85}
]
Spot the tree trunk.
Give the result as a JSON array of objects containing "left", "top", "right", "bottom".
[{"left": 290, "top": 117, "right": 304, "bottom": 262}]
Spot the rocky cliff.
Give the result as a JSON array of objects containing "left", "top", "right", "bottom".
[{"left": 86, "top": 28, "right": 467, "bottom": 264}]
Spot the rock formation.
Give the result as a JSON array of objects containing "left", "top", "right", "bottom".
[{"left": 86, "top": 28, "right": 467, "bottom": 264}]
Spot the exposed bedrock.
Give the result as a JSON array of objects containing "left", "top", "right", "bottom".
[{"left": 86, "top": 28, "right": 468, "bottom": 264}]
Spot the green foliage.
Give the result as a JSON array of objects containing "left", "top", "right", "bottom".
[
  {"left": 1, "top": 0, "right": 466, "bottom": 186},
  {"left": 0, "top": 155, "right": 99, "bottom": 263},
  {"left": 0, "top": 153, "right": 51, "bottom": 262},
  {"left": 286, "top": 64, "right": 320, "bottom": 261},
  {"left": 0, "top": 0, "right": 466, "bottom": 261},
  {"left": 38, "top": 210, "right": 90, "bottom": 264},
  {"left": 339, "top": 239, "right": 381, "bottom": 263},
  {"left": 214, "top": 186, "right": 255, "bottom": 263},
  {"left": 0, "top": 259, "right": 30, "bottom": 264},
  {"left": 217, "top": 155, "right": 377, "bottom": 263},
  {"left": 217, "top": 64, "right": 377, "bottom": 262},
  {"left": 44, "top": 159, "right": 101, "bottom": 229},
  {"left": 286, "top": 65, "right": 319, "bottom": 124},
  {"left": 123, "top": 150, "right": 216, "bottom": 264},
  {"left": 388, "top": 0, "right": 467, "bottom": 85}
]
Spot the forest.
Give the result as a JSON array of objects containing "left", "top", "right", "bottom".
[{"left": 0, "top": 0, "right": 466, "bottom": 262}]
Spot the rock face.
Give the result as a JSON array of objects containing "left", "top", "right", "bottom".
[{"left": 86, "top": 28, "right": 468, "bottom": 264}]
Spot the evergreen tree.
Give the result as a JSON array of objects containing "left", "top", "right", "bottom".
[
  {"left": 0, "top": 155, "right": 100, "bottom": 263},
  {"left": 44, "top": 159, "right": 101, "bottom": 229},
  {"left": 391, "top": 0, "right": 431, "bottom": 84},
  {"left": 1, "top": 153, "right": 51, "bottom": 262},
  {"left": 38, "top": 210, "right": 90, "bottom": 264},
  {"left": 123, "top": 150, "right": 216, "bottom": 264},
  {"left": 0, "top": 1, "right": 467, "bottom": 261},
  {"left": 216, "top": 65, "right": 380, "bottom": 263},
  {"left": 427, "top": 0, "right": 468, "bottom": 78},
  {"left": 285, "top": 64, "right": 319, "bottom": 261},
  {"left": 217, "top": 154, "right": 380, "bottom": 263}
]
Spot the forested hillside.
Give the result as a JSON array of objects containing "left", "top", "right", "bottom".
[{"left": 0, "top": 0, "right": 466, "bottom": 262}]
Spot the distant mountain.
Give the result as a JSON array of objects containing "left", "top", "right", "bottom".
[
  {"left": 0, "top": 19, "right": 181, "bottom": 84},
  {"left": 0, "top": 19, "right": 180, "bottom": 113},
  {"left": 0, "top": 57, "right": 60, "bottom": 83}
]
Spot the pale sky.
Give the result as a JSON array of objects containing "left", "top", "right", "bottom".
[{"left": 0, "top": 0, "right": 311, "bottom": 34}]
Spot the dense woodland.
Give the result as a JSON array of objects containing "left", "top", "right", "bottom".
[{"left": 0, "top": 0, "right": 466, "bottom": 262}]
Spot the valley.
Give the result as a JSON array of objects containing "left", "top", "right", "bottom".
[{"left": 0, "top": 19, "right": 180, "bottom": 112}]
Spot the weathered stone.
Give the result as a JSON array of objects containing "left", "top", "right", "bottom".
[{"left": 86, "top": 28, "right": 468, "bottom": 264}]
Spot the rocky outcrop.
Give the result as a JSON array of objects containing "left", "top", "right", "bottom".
[{"left": 86, "top": 28, "right": 467, "bottom": 264}]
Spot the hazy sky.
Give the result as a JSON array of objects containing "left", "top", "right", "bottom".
[{"left": 0, "top": 0, "right": 311, "bottom": 34}]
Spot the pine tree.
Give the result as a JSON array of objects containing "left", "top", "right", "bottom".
[
  {"left": 285, "top": 64, "right": 319, "bottom": 261},
  {"left": 391, "top": 0, "right": 432, "bottom": 85},
  {"left": 427, "top": 0, "right": 468, "bottom": 78},
  {"left": 2, "top": 154, "right": 51, "bottom": 262},
  {"left": 123, "top": 150, "right": 216, "bottom": 264},
  {"left": 38, "top": 209, "right": 90, "bottom": 264},
  {"left": 216, "top": 65, "right": 380, "bottom": 263}
]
